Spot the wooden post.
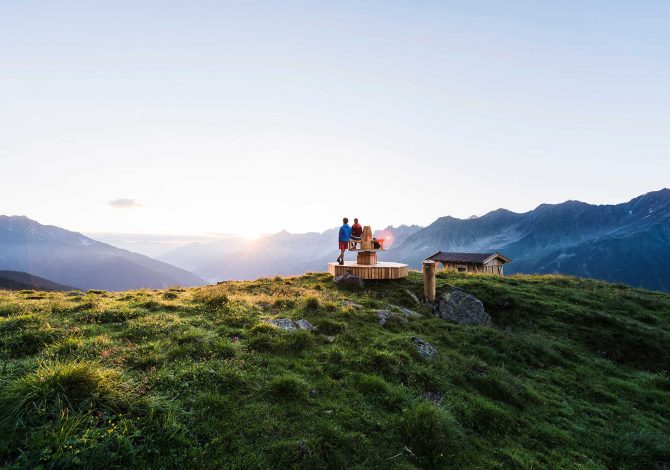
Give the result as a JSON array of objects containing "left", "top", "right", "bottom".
[
  {"left": 423, "top": 260, "right": 436, "bottom": 303},
  {"left": 357, "top": 251, "right": 377, "bottom": 265},
  {"left": 361, "top": 226, "right": 373, "bottom": 250}
]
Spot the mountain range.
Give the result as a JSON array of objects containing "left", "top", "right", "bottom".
[
  {"left": 393, "top": 188, "right": 670, "bottom": 291},
  {"left": 0, "top": 216, "right": 204, "bottom": 291},
  {"left": 1, "top": 189, "right": 668, "bottom": 292},
  {"left": 156, "top": 188, "right": 670, "bottom": 292}
]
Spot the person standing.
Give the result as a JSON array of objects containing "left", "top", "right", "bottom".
[
  {"left": 350, "top": 218, "right": 363, "bottom": 249},
  {"left": 337, "top": 217, "right": 352, "bottom": 265}
]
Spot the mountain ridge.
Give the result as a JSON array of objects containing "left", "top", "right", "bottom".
[
  {"left": 393, "top": 188, "right": 670, "bottom": 291},
  {"left": 0, "top": 216, "right": 205, "bottom": 291}
]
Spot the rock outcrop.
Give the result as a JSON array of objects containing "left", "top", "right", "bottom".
[
  {"left": 333, "top": 273, "right": 364, "bottom": 289},
  {"left": 376, "top": 309, "right": 401, "bottom": 326},
  {"left": 412, "top": 336, "right": 437, "bottom": 360},
  {"left": 267, "top": 318, "right": 316, "bottom": 331},
  {"left": 432, "top": 286, "right": 491, "bottom": 326},
  {"left": 377, "top": 305, "right": 422, "bottom": 325}
]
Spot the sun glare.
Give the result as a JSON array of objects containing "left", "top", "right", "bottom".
[{"left": 375, "top": 229, "right": 395, "bottom": 249}]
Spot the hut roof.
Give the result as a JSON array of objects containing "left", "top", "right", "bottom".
[{"left": 426, "top": 252, "right": 511, "bottom": 264}]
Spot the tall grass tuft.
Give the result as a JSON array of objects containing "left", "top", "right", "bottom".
[
  {"left": 1, "top": 360, "right": 134, "bottom": 425},
  {"left": 402, "top": 402, "right": 465, "bottom": 466},
  {"left": 268, "top": 373, "right": 309, "bottom": 399},
  {"left": 302, "top": 295, "right": 320, "bottom": 312}
]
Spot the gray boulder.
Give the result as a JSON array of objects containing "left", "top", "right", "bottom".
[
  {"left": 377, "top": 305, "right": 422, "bottom": 326},
  {"left": 266, "top": 318, "right": 298, "bottom": 331},
  {"left": 295, "top": 319, "right": 316, "bottom": 331},
  {"left": 333, "top": 273, "right": 364, "bottom": 288},
  {"left": 266, "top": 318, "right": 316, "bottom": 331},
  {"left": 412, "top": 337, "right": 437, "bottom": 360},
  {"left": 376, "top": 309, "right": 407, "bottom": 326},
  {"left": 432, "top": 286, "right": 491, "bottom": 326}
]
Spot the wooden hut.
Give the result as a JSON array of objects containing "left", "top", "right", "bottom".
[{"left": 426, "top": 252, "right": 511, "bottom": 275}]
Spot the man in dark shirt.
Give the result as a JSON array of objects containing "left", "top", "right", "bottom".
[
  {"left": 337, "top": 218, "right": 351, "bottom": 265},
  {"left": 350, "top": 218, "right": 363, "bottom": 249}
]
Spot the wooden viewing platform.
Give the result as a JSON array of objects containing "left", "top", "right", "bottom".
[
  {"left": 328, "top": 261, "right": 409, "bottom": 280},
  {"left": 329, "top": 224, "right": 408, "bottom": 280}
]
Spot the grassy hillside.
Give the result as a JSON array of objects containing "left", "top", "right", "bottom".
[{"left": 1, "top": 273, "right": 669, "bottom": 469}]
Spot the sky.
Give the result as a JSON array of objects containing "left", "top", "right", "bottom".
[{"left": 2, "top": 0, "right": 669, "bottom": 239}]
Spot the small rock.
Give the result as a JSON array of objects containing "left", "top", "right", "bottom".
[
  {"left": 376, "top": 309, "right": 407, "bottom": 326},
  {"left": 297, "top": 440, "right": 308, "bottom": 453},
  {"left": 412, "top": 336, "right": 437, "bottom": 360},
  {"left": 295, "top": 319, "right": 316, "bottom": 331},
  {"left": 423, "top": 391, "right": 444, "bottom": 405},
  {"left": 325, "top": 335, "right": 336, "bottom": 343},
  {"left": 377, "top": 310, "right": 393, "bottom": 325},
  {"left": 343, "top": 300, "right": 364, "bottom": 309},
  {"left": 333, "top": 273, "right": 364, "bottom": 289},
  {"left": 405, "top": 289, "right": 421, "bottom": 305},
  {"left": 431, "top": 286, "right": 492, "bottom": 326},
  {"left": 266, "top": 318, "right": 297, "bottom": 331},
  {"left": 390, "top": 304, "right": 422, "bottom": 318}
]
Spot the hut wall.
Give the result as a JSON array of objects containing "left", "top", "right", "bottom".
[
  {"left": 437, "top": 259, "right": 505, "bottom": 276},
  {"left": 483, "top": 259, "right": 504, "bottom": 275},
  {"left": 438, "top": 262, "right": 483, "bottom": 273}
]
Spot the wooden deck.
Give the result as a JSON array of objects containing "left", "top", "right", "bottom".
[{"left": 327, "top": 261, "right": 409, "bottom": 280}]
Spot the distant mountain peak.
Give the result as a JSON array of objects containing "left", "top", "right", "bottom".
[{"left": 534, "top": 199, "right": 590, "bottom": 212}]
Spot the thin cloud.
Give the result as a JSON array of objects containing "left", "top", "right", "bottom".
[{"left": 109, "top": 198, "right": 143, "bottom": 209}]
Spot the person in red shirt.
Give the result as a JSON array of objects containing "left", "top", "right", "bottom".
[{"left": 350, "top": 218, "right": 363, "bottom": 249}]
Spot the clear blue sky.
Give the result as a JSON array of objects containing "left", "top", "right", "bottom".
[{"left": 2, "top": 1, "right": 669, "bottom": 237}]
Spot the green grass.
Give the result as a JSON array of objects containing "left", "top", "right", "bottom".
[{"left": 1, "top": 272, "right": 669, "bottom": 468}]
